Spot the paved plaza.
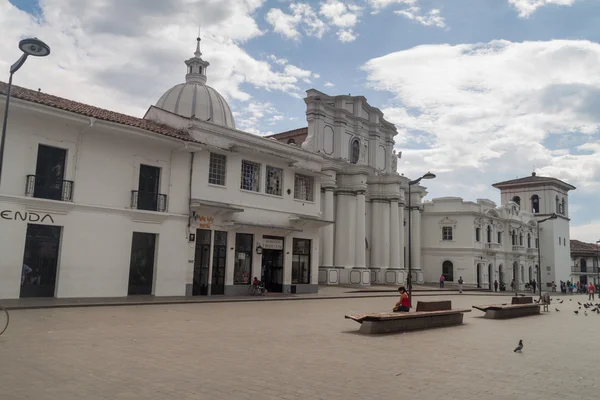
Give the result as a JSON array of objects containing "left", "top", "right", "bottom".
[{"left": 0, "top": 293, "right": 598, "bottom": 400}]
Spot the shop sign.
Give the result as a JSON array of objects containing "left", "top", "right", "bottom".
[
  {"left": 0, "top": 210, "right": 55, "bottom": 223},
  {"left": 237, "top": 252, "right": 246, "bottom": 260},
  {"left": 262, "top": 238, "right": 283, "bottom": 250},
  {"left": 192, "top": 214, "right": 214, "bottom": 229}
]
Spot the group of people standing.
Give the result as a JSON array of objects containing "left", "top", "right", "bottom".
[{"left": 559, "top": 280, "right": 597, "bottom": 299}]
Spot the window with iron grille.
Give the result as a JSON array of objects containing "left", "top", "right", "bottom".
[
  {"left": 292, "top": 239, "right": 311, "bottom": 284},
  {"left": 208, "top": 153, "right": 227, "bottom": 186},
  {"left": 294, "top": 174, "right": 314, "bottom": 201},
  {"left": 265, "top": 166, "right": 283, "bottom": 196},
  {"left": 240, "top": 160, "right": 261, "bottom": 192}
]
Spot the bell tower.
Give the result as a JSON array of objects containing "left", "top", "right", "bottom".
[{"left": 492, "top": 172, "right": 576, "bottom": 286}]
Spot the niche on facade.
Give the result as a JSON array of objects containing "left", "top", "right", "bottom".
[
  {"left": 350, "top": 138, "right": 360, "bottom": 164},
  {"left": 323, "top": 126, "right": 334, "bottom": 155}
]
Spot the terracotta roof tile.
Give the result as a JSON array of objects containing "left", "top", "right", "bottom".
[
  {"left": 492, "top": 173, "right": 575, "bottom": 190},
  {"left": 571, "top": 239, "right": 600, "bottom": 254},
  {"left": 267, "top": 127, "right": 308, "bottom": 138},
  {"left": 0, "top": 81, "right": 198, "bottom": 143}
]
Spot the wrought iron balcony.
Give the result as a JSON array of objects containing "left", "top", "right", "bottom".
[
  {"left": 25, "top": 175, "right": 73, "bottom": 202},
  {"left": 131, "top": 190, "right": 167, "bottom": 212}
]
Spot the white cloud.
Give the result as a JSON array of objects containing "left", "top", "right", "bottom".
[
  {"left": 268, "top": 54, "right": 288, "bottom": 66},
  {"left": 395, "top": 7, "right": 446, "bottom": 28},
  {"left": 362, "top": 40, "right": 600, "bottom": 202},
  {"left": 265, "top": 3, "right": 327, "bottom": 41},
  {"left": 235, "top": 102, "right": 284, "bottom": 135},
  {"left": 266, "top": 1, "right": 361, "bottom": 43},
  {"left": 508, "top": 0, "right": 578, "bottom": 18},
  {"left": 324, "top": 82, "right": 335, "bottom": 87},
  {"left": 0, "top": 0, "right": 316, "bottom": 120},
  {"left": 571, "top": 221, "right": 600, "bottom": 244},
  {"left": 367, "top": 0, "right": 416, "bottom": 13}
]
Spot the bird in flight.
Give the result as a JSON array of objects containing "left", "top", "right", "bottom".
[{"left": 514, "top": 340, "right": 523, "bottom": 353}]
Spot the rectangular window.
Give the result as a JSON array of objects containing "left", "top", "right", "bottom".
[
  {"left": 558, "top": 237, "right": 561, "bottom": 245},
  {"left": 294, "top": 174, "right": 314, "bottom": 201},
  {"left": 208, "top": 153, "right": 227, "bottom": 186},
  {"left": 240, "top": 160, "right": 260, "bottom": 192},
  {"left": 33, "top": 144, "right": 68, "bottom": 201},
  {"left": 234, "top": 233, "right": 253, "bottom": 285},
  {"left": 292, "top": 239, "right": 311, "bottom": 284},
  {"left": 475, "top": 228, "right": 480, "bottom": 242},
  {"left": 442, "top": 227, "right": 453, "bottom": 241},
  {"left": 497, "top": 232, "right": 502, "bottom": 244},
  {"left": 265, "top": 166, "right": 283, "bottom": 196},
  {"left": 137, "top": 164, "right": 162, "bottom": 211}
]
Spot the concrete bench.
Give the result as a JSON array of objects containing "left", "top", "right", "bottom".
[
  {"left": 473, "top": 297, "right": 540, "bottom": 319},
  {"left": 345, "top": 301, "right": 471, "bottom": 334}
]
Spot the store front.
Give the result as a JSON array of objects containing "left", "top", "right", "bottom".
[
  {"left": 260, "top": 236, "right": 284, "bottom": 293},
  {"left": 20, "top": 224, "right": 62, "bottom": 298}
]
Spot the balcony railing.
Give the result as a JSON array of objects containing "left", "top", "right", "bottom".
[
  {"left": 527, "top": 247, "right": 537, "bottom": 254},
  {"left": 131, "top": 190, "right": 167, "bottom": 212},
  {"left": 25, "top": 175, "right": 74, "bottom": 202},
  {"left": 486, "top": 243, "right": 501, "bottom": 250},
  {"left": 512, "top": 245, "right": 525, "bottom": 252}
]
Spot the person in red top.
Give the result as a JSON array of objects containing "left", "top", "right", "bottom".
[
  {"left": 393, "top": 286, "right": 410, "bottom": 312},
  {"left": 588, "top": 282, "right": 595, "bottom": 301}
]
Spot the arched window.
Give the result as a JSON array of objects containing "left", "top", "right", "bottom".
[
  {"left": 556, "top": 196, "right": 559, "bottom": 214},
  {"left": 188, "top": 65, "right": 193, "bottom": 74},
  {"left": 198, "top": 66, "right": 203, "bottom": 74},
  {"left": 475, "top": 227, "right": 481, "bottom": 242},
  {"left": 561, "top": 198, "right": 566, "bottom": 215},
  {"left": 511, "top": 230, "right": 516, "bottom": 245},
  {"left": 527, "top": 234, "right": 531, "bottom": 248},
  {"left": 531, "top": 195, "right": 540, "bottom": 213},
  {"left": 519, "top": 233, "right": 523, "bottom": 246},
  {"left": 287, "top": 138, "right": 296, "bottom": 145},
  {"left": 512, "top": 196, "right": 521, "bottom": 206},
  {"left": 442, "top": 261, "right": 454, "bottom": 282},
  {"left": 580, "top": 258, "right": 587, "bottom": 273},
  {"left": 350, "top": 139, "right": 360, "bottom": 164},
  {"left": 487, "top": 225, "right": 492, "bottom": 243}
]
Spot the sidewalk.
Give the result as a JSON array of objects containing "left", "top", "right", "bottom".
[{"left": 0, "top": 284, "right": 513, "bottom": 311}]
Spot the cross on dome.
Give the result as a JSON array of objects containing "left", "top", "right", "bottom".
[{"left": 185, "top": 37, "right": 210, "bottom": 85}]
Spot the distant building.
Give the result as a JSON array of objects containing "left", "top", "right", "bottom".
[{"left": 570, "top": 240, "right": 599, "bottom": 286}]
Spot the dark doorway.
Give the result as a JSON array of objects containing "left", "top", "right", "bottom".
[
  {"left": 488, "top": 264, "right": 493, "bottom": 290},
  {"left": 211, "top": 231, "right": 227, "bottom": 295},
  {"left": 20, "top": 224, "right": 62, "bottom": 298},
  {"left": 442, "top": 260, "right": 454, "bottom": 282},
  {"left": 476, "top": 264, "right": 481, "bottom": 288},
  {"left": 193, "top": 229, "right": 211, "bottom": 296},
  {"left": 128, "top": 232, "right": 157, "bottom": 295},
  {"left": 262, "top": 247, "right": 284, "bottom": 293},
  {"left": 34, "top": 144, "right": 67, "bottom": 201},
  {"left": 138, "top": 164, "right": 161, "bottom": 211}
]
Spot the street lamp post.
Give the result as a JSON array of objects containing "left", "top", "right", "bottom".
[
  {"left": 407, "top": 172, "right": 436, "bottom": 307},
  {"left": 536, "top": 213, "right": 557, "bottom": 299},
  {"left": 0, "top": 38, "right": 51, "bottom": 188}
]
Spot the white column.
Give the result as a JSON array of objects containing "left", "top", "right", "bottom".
[
  {"left": 381, "top": 201, "right": 390, "bottom": 269},
  {"left": 346, "top": 194, "right": 356, "bottom": 268},
  {"left": 321, "top": 189, "right": 335, "bottom": 267},
  {"left": 370, "top": 201, "right": 383, "bottom": 268},
  {"left": 411, "top": 208, "right": 422, "bottom": 270},
  {"left": 398, "top": 201, "right": 405, "bottom": 269},
  {"left": 389, "top": 200, "right": 400, "bottom": 269},
  {"left": 334, "top": 193, "right": 349, "bottom": 268},
  {"left": 354, "top": 192, "right": 366, "bottom": 268}
]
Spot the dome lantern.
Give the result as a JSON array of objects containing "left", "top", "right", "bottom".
[{"left": 185, "top": 37, "right": 209, "bottom": 85}]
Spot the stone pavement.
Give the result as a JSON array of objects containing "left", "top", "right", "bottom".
[
  {"left": 0, "top": 284, "right": 500, "bottom": 310},
  {"left": 1, "top": 293, "right": 598, "bottom": 400}
]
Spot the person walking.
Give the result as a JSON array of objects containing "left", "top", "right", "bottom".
[
  {"left": 532, "top": 279, "right": 537, "bottom": 294},
  {"left": 588, "top": 282, "right": 595, "bottom": 301},
  {"left": 510, "top": 279, "right": 515, "bottom": 292},
  {"left": 458, "top": 276, "right": 464, "bottom": 293},
  {"left": 494, "top": 280, "right": 499, "bottom": 292},
  {"left": 439, "top": 274, "right": 445, "bottom": 289}
]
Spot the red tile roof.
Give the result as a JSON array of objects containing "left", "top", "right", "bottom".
[
  {"left": 571, "top": 239, "right": 600, "bottom": 255},
  {"left": 0, "top": 81, "right": 198, "bottom": 142},
  {"left": 267, "top": 127, "right": 308, "bottom": 138},
  {"left": 492, "top": 172, "right": 575, "bottom": 190}
]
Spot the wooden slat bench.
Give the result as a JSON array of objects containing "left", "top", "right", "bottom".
[
  {"left": 473, "top": 297, "right": 540, "bottom": 319},
  {"left": 345, "top": 301, "right": 471, "bottom": 334}
]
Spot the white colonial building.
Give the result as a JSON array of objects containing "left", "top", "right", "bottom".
[
  {"left": 421, "top": 173, "right": 575, "bottom": 290},
  {"left": 570, "top": 240, "right": 599, "bottom": 286},
  {"left": 0, "top": 39, "right": 325, "bottom": 299}
]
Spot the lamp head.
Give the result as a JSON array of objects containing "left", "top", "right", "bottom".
[
  {"left": 19, "top": 38, "right": 51, "bottom": 57},
  {"left": 422, "top": 172, "right": 436, "bottom": 180}
]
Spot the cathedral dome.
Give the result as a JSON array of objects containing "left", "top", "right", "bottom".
[{"left": 154, "top": 38, "right": 235, "bottom": 129}]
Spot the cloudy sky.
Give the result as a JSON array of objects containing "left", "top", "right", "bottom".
[{"left": 2, "top": 0, "right": 600, "bottom": 242}]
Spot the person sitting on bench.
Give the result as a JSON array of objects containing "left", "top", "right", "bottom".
[{"left": 393, "top": 286, "right": 410, "bottom": 312}]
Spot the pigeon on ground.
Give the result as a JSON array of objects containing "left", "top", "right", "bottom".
[
  {"left": 570, "top": 299, "right": 572, "bottom": 301},
  {"left": 579, "top": 307, "right": 582, "bottom": 310},
  {"left": 585, "top": 311, "right": 588, "bottom": 316},
  {"left": 555, "top": 308, "right": 560, "bottom": 312},
  {"left": 514, "top": 340, "right": 523, "bottom": 353},
  {"left": 519, "top": 294, "right": 525, "bottom": 297},
  {"left": 574, "top": 310, "right": 579, "bottom": 315},
  {"left": 578, "top": 302, "right": 582, "bottom": 305},
  {"left": 559, "top": 300, "right": 564, "bottom": 304}
]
